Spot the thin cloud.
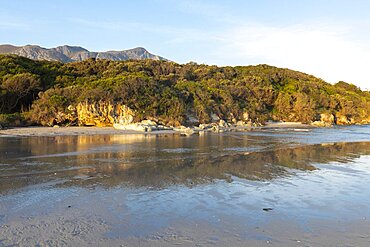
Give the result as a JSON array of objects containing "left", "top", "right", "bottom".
[
  {"left": 0, "top": 15, "right": 30, "bottom": 30},
  {"left": 67, "top": 18, "right": 137, "bottom": 31},
  {"left": 67, "top": 17, "right": 217, "bottom": 43},
  {"left": 204, "top": 22, "right": 370, "bottom": 89},
  {"left": 154, "top": 1, "right": 370, "bottom": 89},
  {"left": 164, "top": 0, "right": 239, "bottom": 24},
  {"left": 44, "top": 16, "right": 370, "bottom": 89}
]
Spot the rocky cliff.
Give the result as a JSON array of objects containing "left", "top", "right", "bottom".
[
  {"left": 0, "top": 44, "right": 166, "bottom": 62},
  {"left": 311, "top": 113, "right": 370, "bottom": 127},
  {"left": 75, "top": 101, "right": 135, "bottom": 127}
]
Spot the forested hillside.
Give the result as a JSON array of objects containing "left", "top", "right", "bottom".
[{"left": 0, "top": 54, "right": 369, "bottom": 127}]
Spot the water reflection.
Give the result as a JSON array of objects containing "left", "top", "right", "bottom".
[{"left": 1, "top": 133, "right": 369, "bottom": 194}]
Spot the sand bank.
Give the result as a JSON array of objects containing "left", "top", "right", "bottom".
[
  {"left": 0, "top": 126, "right": 177, "bottom": 137},
  {"left": 0, "top": 122, "right": 312, "bottom": 137}
]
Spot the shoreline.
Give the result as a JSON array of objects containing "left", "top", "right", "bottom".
[
  {"left": 0, "top": 126, "right": 178, "bottom": 137},
  {"left": 0, "top": 122, "right": 314, "bottom": 137}
]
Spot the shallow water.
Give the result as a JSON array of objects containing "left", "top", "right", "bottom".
[{"left": 1, "top": 126, "right": 370, "bottom": 246}]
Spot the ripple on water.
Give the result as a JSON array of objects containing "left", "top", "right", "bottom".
[{"left": 0, "top": 127, "right": 370, "bottom": 245}]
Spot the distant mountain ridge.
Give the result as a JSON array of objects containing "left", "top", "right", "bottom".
[{"left": 0, "top": 44, "right": 166, "bottom": 62}]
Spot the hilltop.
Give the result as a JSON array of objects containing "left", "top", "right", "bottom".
[
  {"left": 0, "top": 44, "right": 166, "bottom": 62},
  {"left": 0, "top": 54, "right": 369, "bottom": 128}
]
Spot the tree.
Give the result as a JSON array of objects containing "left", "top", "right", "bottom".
[{"left": 1, "top": 73, "right": 41, "bottom": 112}]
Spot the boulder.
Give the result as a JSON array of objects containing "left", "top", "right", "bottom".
[
  {"left": 113, "top": 117, "right": 173, "bottom": 132},
  {"left": 140, "top": 119, "right": 157, "bottom": 126},
  {"left": 218, "top": 119, "right": 227, "bottom": 127},
  {"left": 311, "top": 121, "right": 331, "bottom": 127},
  {"left": 320, "top": 113, "right": 335, "bottom": 125},
  {"left": 311, "top": 113, "right": 335, "bottom": 127},
  {"left": 236, "top": 120, "right": 245, "bottom": 126},
  {"left": 173, "top": 125, "right": 196, "bottom": 136},
  {"left": 113, "top": 123, "right": 147, "bottom": 132},
  {"left": 157, "top": 125, "right": 172, "bottom": 130},
  {"left": 199, "top": 123, "right": 211, "bottom": 130},
  {"left": 210, "top": 113, "right": 220, "bottom": 122},
  {"left": 228, "top": 113, "right": 237, "bottom": 124},
  {"left": 211, "top": 125, "right": 220, "bottom": 132},
  {"left": 243, "top": 112, "right": 249, "bottom": 121}
]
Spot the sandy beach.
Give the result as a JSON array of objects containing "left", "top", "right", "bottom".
[
  {"left": 0, "top": 122, "right": 313, "bottom": 137},
  {"left": 1, "top": 212, "right": 369, "bottom": 247},
  {"left": 0, "top": 126, "right": 177, "bottom": 137}
]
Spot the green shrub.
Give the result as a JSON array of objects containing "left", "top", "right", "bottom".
[{"left": 0, "top": 54, "right": 369, "bottom": 126}]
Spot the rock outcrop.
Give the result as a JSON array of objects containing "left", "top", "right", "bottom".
[
  {"left": 311, "top": 113, "right": 335, "bottom": 127},
  {"left": 30, "top": 99, "right": 370, "bottom": 132},
  {"left": 113, "top": 119, "right": 172, "bottom": 132},
  {"left": 335, "top": 114, "right": 352, "bottom": 125},
  {"left": 76, "top": 101, "right": 135, "bottom": 127},
  {"left": 310, "top": 113, "right": 370, "bottom": 126},
  {"left": 173, "top": 125, "right": 196, "bottom": 135}
]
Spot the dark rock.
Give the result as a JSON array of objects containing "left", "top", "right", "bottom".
[{"left": 262, "top": 208, "right": 273, "bottom": 212}]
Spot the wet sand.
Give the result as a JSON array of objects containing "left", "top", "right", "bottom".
[
  {"left": 0, "top": 126, "right": 177, "bottom": 137},
  {"left": 1, "top": 213, "right": 369, "bottom": 246}
]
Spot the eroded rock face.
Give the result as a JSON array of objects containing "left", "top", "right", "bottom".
[
  {"left": 76, "top": 101, "right": 135, "bottom": 127},
  {"left": 54, "top": 111, "right": 76, "bottom": 125},
  {"left": 335, "top": 114, "right": 351, "bottom": 125},
  {"left": 310, "top": 113, "right": 370, "bottom": 126},
  {"left": 321, "top": 113, "right": 335, "bottom": 125},
  {"left": 42, "top": 108, "right": 76, "bottom": 126},
  {"left": 311, "top": 113, "right": 335, "bottom": 127},
  {"left": 243, "top": 112, "right": 249, "bottom": 121},
  {"left": 360, "top": 117, "right": 370, "bottom": 124}
]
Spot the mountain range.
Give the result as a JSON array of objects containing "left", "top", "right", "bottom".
[{"left": 0, "top": 44, "right": 166, "bottom": 62}]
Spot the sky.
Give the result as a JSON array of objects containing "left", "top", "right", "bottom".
[{"left": 1, "top": 0, "right": 370, "bottom": 89}]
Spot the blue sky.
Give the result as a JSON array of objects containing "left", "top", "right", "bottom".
[{"left": 1, "top": 0, "right": 370, "bottom": 89}]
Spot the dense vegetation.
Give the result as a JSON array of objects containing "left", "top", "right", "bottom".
[{"left": 0, "top": 54, "right": 369, "bottom": 127}]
